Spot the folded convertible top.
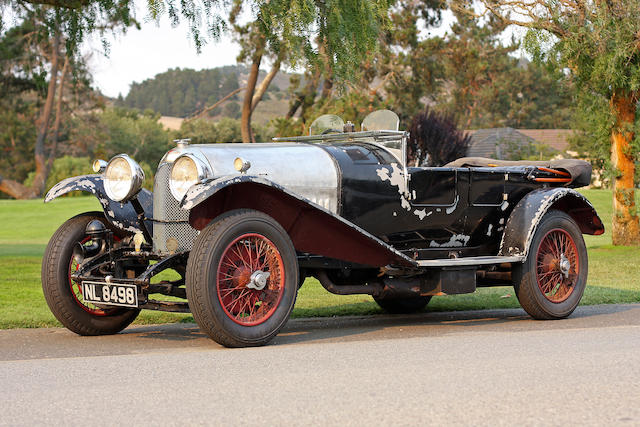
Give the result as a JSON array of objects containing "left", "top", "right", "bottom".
[{"left": 445, "top": 157, "right": 592, "bottom": 188}]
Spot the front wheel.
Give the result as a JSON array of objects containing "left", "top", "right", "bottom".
[
  {"left": 186, "top": 209, "right": 299, "bottom": 347},
  {"left": 41, "top": 212, "right": 140, "bottom": 335},
  {"left": 513, "top": 210, "right": 588, "bottom": 320}
]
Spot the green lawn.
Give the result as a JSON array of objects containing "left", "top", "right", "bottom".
[{"left": 0, "top": 190, "right": 638, "bottom": 329}]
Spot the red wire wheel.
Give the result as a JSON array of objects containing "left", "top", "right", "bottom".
[
  {"left": 535, "top": 228, "right": 579, "bottom": 303},
  {"left": 42, "top": 213, "right": 139, "bottom": 336},
  {"left": 216, "top": 233, "right": 285, "bottom": 326}
]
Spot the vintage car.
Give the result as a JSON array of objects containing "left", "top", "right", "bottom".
[{"left": 42, "top": 110, "right": 604, "bottom": 347}]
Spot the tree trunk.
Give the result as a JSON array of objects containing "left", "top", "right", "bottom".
[
  {"left": 0, "top": 176, "right": 38, "bottom": 199},
  {"left": 241, "top": 35, "right": 265, "bottom": 143},
  {"left": 0, "top": 34, "right": 61, "bottom": 199},
  {"left": 32, "top": 33, "right": 61, "bottom": 196},
  {"left": 251, "top": 58, "right": 281, "bottom": 114},
  {"left": 610, "top": 90, "right": 640, "bottom": 245},
  {"left": 47, "top": 55, "right": 69, "bottom": 172}
]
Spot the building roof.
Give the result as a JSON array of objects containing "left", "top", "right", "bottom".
[
  {"left": 465, "top": 128, "right": 574, "bottom": 159},
  {"left": 465, "top": 128, "right": 535, "bottom": 159},
  {"left": 517, "top": 129, "right": 573, "bottom": 152}
]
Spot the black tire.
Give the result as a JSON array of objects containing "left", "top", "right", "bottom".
[
  {"left": 373, "top": 295, "right": 432, "bottom": 314},
  {"left": 41, "top": 212, "right": 140, "bottom": 335},
  {"left": 513, "top": 210, "right": 588, "bottom": 320},
  {"left": 186, "top": 209, "right": 299, "bottom": 347}
]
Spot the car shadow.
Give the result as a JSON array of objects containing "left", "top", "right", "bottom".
[{"left": 124, "top": 303, "right": 639, "bottom": 348}]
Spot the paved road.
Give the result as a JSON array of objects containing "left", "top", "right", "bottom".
[{"left": 1, "top": 304, "right": 639, "bottom": 426}]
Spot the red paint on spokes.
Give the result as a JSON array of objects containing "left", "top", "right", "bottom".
[
  {"left": 536, "top": 228, "right": 579, "bottom": 303},
  {"left": 217, "top": 233, "right": 285, "bottom": 326}
]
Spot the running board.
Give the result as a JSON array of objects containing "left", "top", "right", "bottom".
[{"left": 417, "top": 256, "right": 524, "bottom": 267}]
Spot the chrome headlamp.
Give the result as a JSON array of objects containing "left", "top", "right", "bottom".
[
  {"left": 103, "top": 154, "right": 145, "bottom": 202},
  {"left": 169, "top": 154, "right": 211, "bottom": 201}
]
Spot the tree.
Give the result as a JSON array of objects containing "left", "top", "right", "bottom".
[
  {"left": 68, "top": 108, "right": 170, "bottom": 168},
  {"left": 438, "top": 11, "right": 572, "bottom": 130},
  {"left": 0, "top": 2, "right": 135, "bottom": 199},
  {"left": 407, "top": 107, "right": 470, "bottom": 166},
  {"left": 228, "top": 0, "right": 389, "bottom": 142},
  {"left": 378, "top": 0, "right": 446, "bottom": 122},
  {"left": 279, "top": 0, "right": 446, "bottom": 132},
  {"left": 459, "top": 0, "right": 640, "bottom": 245},
  {"left": 172, "top": 117, "right": 273, "bottom": 143}
]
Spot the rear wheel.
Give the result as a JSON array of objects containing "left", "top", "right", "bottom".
[
  {"left": 186, "top": 209, "right": 298, "bottom": 347},
  {"left": 41, "top": 212, "right": 140, "bottom": 335},
  {"left": 513, "top": 210, "right": 588, "bottom": 319},
  {"left": 373, "top": 296, "right": 432, "bottom": 314}
]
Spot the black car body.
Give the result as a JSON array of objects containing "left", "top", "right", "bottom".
[{"left": 42, "top": 111, "right": 604, "bottom": 347}]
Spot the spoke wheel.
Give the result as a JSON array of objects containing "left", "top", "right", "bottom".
[
  {"left": 217, "top": 233, "right": 285, "bottom": 326},
  {"left": 187, "top": 209, "right": 299, "bottom": 347},
  {"left": 513, "top": 210, "right": 588, "bottom": 320},
  {"left": 535, "top": 229, "right": 579, "bottom": 303},
  {"left": 42, "top": 212, "right": 140, "bottom": 336}
]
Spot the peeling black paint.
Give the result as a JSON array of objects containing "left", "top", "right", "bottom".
[{"left": 45, "top": 174, "right": 153, "bottom": 236}]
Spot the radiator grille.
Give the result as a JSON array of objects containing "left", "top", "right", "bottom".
[{"left": 153, "top": 163, "right": 199, "bottom": 253}]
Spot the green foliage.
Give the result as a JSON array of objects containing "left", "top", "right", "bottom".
[
  {"left": 0, "top": 20, "right": 42, "bottom": 187},
  {"left": 253, "top": 0, "right": 389, "bottom": 81},
  {"left": 521, "top": 2, "right": 640, "bottom": 100},
  {"left": 2, "top": 0, "right": 137, "bottom": 59},
  {"left": 173, "top": 117, "right": 274, "bottom": 143},
  {"left": 377, "top": 0, "right": 445, "bottom": 122},
  {"left": 439, "top": 12, "right": 573, "bottom": 129},
  {"left": 569, "top": 93, "right": 640, "bottom": 187},
  {"left": 0, "top": 103, "right": 37, "bottom": 186},
  {"left": 23, "top": 156, "right": 92, "bottom": 195},
  {"left": 518, "top": 1, "right": 640, "bottom": 185},
  {"left": 119, "top": 66, "right": 241, "bottom": 117},
  {"left": 500, "top": 140, "right": 557, "bottom": 161},
  {"left": 223, "top": 101, "right": 241, "bottom": 119},
  {"left": 139, "top": 161, "right": 155, "bottom": 191},
  {"left": 71, "top": 107, "right": 171, "bottom": 168}
]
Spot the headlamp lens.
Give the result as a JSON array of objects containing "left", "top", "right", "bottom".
[
  {"left": 103, "top": 155, "right": 143, "bottom": 202},
  {"left": 170, "top": 156, "right": 198, "bottom": 201}
]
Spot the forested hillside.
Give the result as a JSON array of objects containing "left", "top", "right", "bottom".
[{"left": 117, "top": 65, "right": 292, "bottom": 118}]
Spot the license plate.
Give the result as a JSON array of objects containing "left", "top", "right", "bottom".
[{"left": 81, "top": 281, "right": 139, "bottom": 308}]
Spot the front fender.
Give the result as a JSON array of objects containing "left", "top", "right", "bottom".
[
  {"left": 499, "top": 188, "right": 604, "bottom": 258},
  {"left": 181, "top": 175, "right": 417, "bottom": 268},
  {"left": 45, "top": 174, "right": 153, "bottom": 235}
]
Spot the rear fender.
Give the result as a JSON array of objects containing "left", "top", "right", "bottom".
[
  {"left": 499, "top": 188, "right": 604, "bottom": 258},
  {"left": 182, "top": 175, "right": 416, "bottom": 268},
  {"left": 44, "top": 174, "right": 153, "bottom": 235}
]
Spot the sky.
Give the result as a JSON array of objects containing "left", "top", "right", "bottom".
[
  {"left": 86, "top": 3, "right": 455, "bottom": 99},
  {"left": 87, "top": 17, "right": 242, "bottom": 98},
  {"left": 85, "top": 6, "right": 523, "bottom": 99}
]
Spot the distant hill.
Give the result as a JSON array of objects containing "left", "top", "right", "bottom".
[{"left": 117, "top": 65, "right": 295, "bottom": 123}]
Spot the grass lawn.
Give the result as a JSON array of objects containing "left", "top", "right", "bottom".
[{"left": 0, "top": 190, "right": 638, "bottom": 329}]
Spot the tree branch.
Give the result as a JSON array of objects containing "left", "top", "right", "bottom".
[{"left": 186, "top": 86, "right": 246, "bottom": 122}]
